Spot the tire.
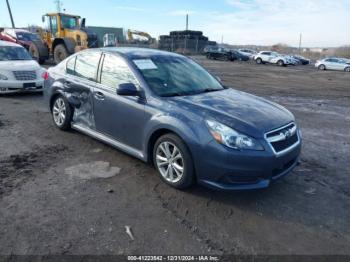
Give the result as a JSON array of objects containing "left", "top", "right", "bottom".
[
  {"left": 277, "top": 60, "right": 284, "bottom": 67},
  {"left": 51, "top": 95, "right": 73, "bottom": 131},
  {"left": 29, "top": 41, "right": 49, "bottom": 65},
  {"left": 54, "top": 44, "right": 69, "bottom": 64},
  {"left": 206, "top": 53, "right": 211, "bottom": 59},
  {"left": 345, "top": 67, "right": 350, "bottom": 72},
  {"left": 256, "top": 58, "right": 263, "bottom": 64},
  {"left": 153, "top": 134, "right": 195, "bottom": 189},
  {"left": 318, "top": 64, "right": 326, "bottom": 70}
]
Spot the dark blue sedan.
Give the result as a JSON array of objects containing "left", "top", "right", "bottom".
[{"left": 44, "top": 48, "right": 302, "bottom": 190}]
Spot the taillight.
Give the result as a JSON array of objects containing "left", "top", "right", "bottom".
[{"left": 42, "top": 71, "right": 49, "bottom": 80}]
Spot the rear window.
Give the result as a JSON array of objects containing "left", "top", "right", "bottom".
[
  {"left": 74, "top": 52, "right": 101, "bottom": 81},
  {"left": 66, "top": 56, "right": 76, "bottom": 75}
]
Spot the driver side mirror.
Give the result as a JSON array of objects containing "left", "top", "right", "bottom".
[{"left": 117, "top": 83, "right": 140, "bottom": 96}]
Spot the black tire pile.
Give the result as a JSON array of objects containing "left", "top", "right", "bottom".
[{"left": 159, "top": 30, "right": 216, "bottom": 54}]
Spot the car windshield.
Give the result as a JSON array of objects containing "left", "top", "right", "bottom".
[
  {"left": 133, "top": 56, "right": 224, "bottom": 97},
  {"left": 0, "top": 46, "right": 33, "bottom": 61},
  {"left": 61, "top": 16, "right": 78, "bottom": 29},
  {"left": 16, "top": 32, "right": 39, "bottom": 41}
]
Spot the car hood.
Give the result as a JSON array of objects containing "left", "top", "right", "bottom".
[
  {"left": 171, "top": 89, "right": 294, "bottom": 138},
  {"left": 0, "top": 60, "right": 40, "bottom": 71}
]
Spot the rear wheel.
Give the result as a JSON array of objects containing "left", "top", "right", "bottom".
[
  {"left": 318, "top": 64, "right": 326, "bottom": 70},
  {"left": 54, "top": 44, "right": 69, "bottom": 64},
  {"left": 51, "top": 95, "right": 73, "bottom": 131},
  {"left": 277, "top": 60, "right": 284, "bottom": 66},
  {"left": 256, "top": 58, "right": 263, "bottom": 64},
  {"left": 29, "top": 41, "right": 48, "bottom": 65},
  {"left": 153, "top": 134, "right": 194, "bottom": 189},
  {"left": 345, "top": 67, "right": 350, "bottom": 72}
]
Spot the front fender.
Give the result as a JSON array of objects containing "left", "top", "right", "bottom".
[{"left": 143, "top": 114, "right": 203, "bottom": 161}]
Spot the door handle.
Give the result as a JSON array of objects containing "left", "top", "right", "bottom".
[{"left": 94, "top": 91, "right": 105, "bottom": 100}]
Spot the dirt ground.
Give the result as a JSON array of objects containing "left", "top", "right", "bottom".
[{"left": 0, "top": 57, "right": 350, "bottom": 256}]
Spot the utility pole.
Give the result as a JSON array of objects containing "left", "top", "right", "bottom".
[
  {"left": 6, "top": 0, "right": 15, "bottom": 28},
  {"left": 299, "top": 33, "right": 302, "bottom": 54},
  {"left": 54, "top": 0, "right": 62, "bottom": 13},
  {"left": 185, "top": 14, "right": 189, "bottom": 31}
]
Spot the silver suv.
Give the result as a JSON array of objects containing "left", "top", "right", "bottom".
[{"left": 254, "top": 51, "right": 293, "bottom": 66}]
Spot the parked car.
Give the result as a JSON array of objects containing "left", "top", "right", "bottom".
[
  {"left": 291, "top": 55, "right": 310, "bottom": 65},
  {"left": 315, "top": 58, "right": 350, "bottom": 72},
  {"left": 230, "top": 49, "right": 250, "bottom": 61},
  {"left": 238, "top": 49, "right": 257, "bottom": 58},
  {"left": 253, "top": 51, "right": 294, "bottom": 66},
  {"left": 0, "top": 28, "right": 41, "bottom": 50},
  {"left": 44, "top": 48, "right": 302, "bottom": 190},
  {"left": 0, "top": 41, "right": 45, "bottom": 94},
  {"left": 205, "top": 46, "right": 232, "bottom": 61},
  {"left": 284, "top": 55, "right": 300, "bottom": 66}
]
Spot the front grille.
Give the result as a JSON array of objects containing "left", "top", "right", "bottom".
[
  {"left": 13, "top": 71, "right": 37, "bottom": 81},
  {"left": 271, "top": 133, "right": 298, "bottom": 152},
  {"left": 265, "top": 123, "right": 299, "bottom": 154}
]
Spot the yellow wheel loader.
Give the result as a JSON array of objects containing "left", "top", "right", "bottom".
[{"left": 29, "top": 13, "right": 98, "bottom": 64}]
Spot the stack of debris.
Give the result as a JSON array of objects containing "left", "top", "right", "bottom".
[{"left": 159, "top": 30, "right": 216, "bottom": 54}]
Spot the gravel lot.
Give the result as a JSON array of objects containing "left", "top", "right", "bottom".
[{"left": 0, "top": 56, "right": 349, "bottom": 255}]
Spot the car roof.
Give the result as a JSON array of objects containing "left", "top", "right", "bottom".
[
  {"left": 0, "top": 40, "right": 22, "bottom": 47},
  {"left": 3, "top": 28, "right": 30, "bottom": 33},
  {"left": 99, "top": 47, "right": 185, "bottom": 60}
]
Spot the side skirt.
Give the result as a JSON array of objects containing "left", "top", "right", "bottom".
[{"left": 72, "top": 123, "right": 146, "bottom": 161}]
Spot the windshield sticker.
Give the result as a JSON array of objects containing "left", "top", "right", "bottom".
[{"left": 133, "top": 59, "right": 157, "bottom": 70}]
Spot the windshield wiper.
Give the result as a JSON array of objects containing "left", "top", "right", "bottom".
[{"left": 161, "top": 92, "right": 184, "bottom": 97}]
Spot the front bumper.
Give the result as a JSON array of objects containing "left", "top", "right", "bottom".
[
  {"left": 0, "top": 80, "right": 44, "bottom": 94},
  {"left": 193, "top": 134, "right": 302, "bottom": 190}
]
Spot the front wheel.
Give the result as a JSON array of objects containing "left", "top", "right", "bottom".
[
  {"left": 153, "top": 134, "right": 195, "bottom": 189},
  {"left": 345, "top": 67, "right": 350, "bottom": 72},
  {"left": 318, "top": 64, "right": 326, "bottom": 70},
  {"left": 256, "top": 58, "right": 263, "bottom": 64},
  {"left": 51, "top": 95, "right": 73, "bottom": 131},
  {"left": 54, "top": 44, "right": 69, "bottom": 64},
  {"left": 277, "top": 60, "right": 284, "bottom": 66}
]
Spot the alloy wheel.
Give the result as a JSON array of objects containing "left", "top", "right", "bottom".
[
  {"left": 53, "top": 98, "right": 66, "bottom": 126},
  {"left": 156, "top": 141, "right": 184, "bottom": 183}
]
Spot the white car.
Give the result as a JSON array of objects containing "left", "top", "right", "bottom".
[
  {"left": 0, "top": 41, "right": 45, "bottom": 94},
  {"left": 253, "top": 51, "right": 294, "bottom": 66},
  {"left": 315, "top": 57, "right": 350, "bottom": 72},
  {"left": 238, "top": 48, "right": 257, "bottom": 58}
]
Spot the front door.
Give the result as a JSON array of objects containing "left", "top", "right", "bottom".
[{"left": 93, "top": 53, "right": 146, "bottom": 151}]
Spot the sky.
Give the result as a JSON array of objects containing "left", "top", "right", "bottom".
[{"left": 0, "top": 0, "right": 349, "bottom": 47}]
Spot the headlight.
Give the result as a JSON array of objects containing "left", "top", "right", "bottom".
[
  {"left": 206, "top": 120, "right": 264, "bottom": 151},
  {"left": 0, "top": 73, "right": 8, "bottom": 80}
]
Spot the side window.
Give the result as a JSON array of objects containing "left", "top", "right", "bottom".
[
  {"left": 100, "top": 54, "right": 138, "bottom": 89},
  {"left": 66, "top": 56, "right": 76, "bottom": 75},
  {"left": 75, "top": 52, "right": 101, "bottom": 81}
]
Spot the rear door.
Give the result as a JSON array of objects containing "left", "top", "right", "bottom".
[
  {"left": 63, "top": 51, "right": 102, "bottom": 129},
  {"left": 93, "top": 53, "right": 146, "bottom": 150},
  {"left": 333, "top": 59, "right": 346, "bottom": 70}
]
